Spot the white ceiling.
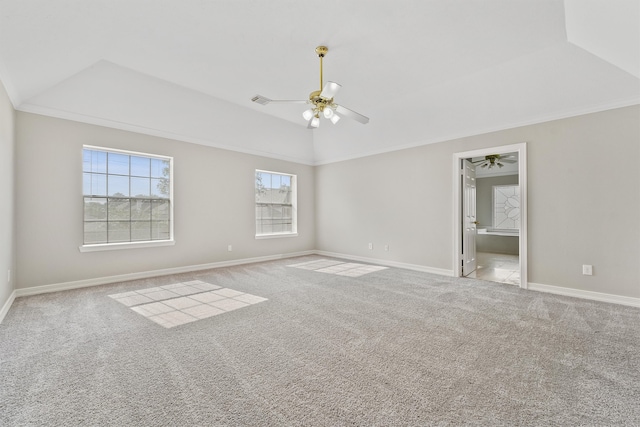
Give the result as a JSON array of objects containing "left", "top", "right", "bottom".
[{"left": 1, "top": 0, "right": 638, "bottom": 165}]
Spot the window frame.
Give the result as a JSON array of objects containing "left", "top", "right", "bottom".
[
  {"left": 255, "top": 169, "right": 298, "bottom": 239},
  {"left": 79, "top": 145, "right": 175, "bottom": 252}
]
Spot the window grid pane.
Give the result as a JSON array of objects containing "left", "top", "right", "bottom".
[
  {"left": 108, "top": 175, "right": 130, "bottom": 197},
  {"left": 83, "top": 148, "right": 172, "bottom": 245},
  {"left": 84, "top": 197, "right": 107, "bottom": 221},
  {"left": 130, "top": 156, "right": 151, "bottom": 177},
  {"left": 84, "top": 221, "right": 107, "bottom": 244},
  {"left": 108, "top": 221, "right": 131, "bottom": 243},
  {"left": 131, "top": 221, "right": 152, "bottom": 241},
  {"left": 131, "top": 200, "right": 151, "bottom": 220},
  {"left": 108, "top": 153, "right": 130, "bottom": 176},
  {"left": 83, "top": 173, "right": 107, "bottom": 196},
  {"left": 131, "top": 177, "right": 151, "bottom": 198}
]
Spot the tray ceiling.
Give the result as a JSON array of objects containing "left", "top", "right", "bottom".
[{"left": 1, "top": 0, "right": 638, "bottom": 165}]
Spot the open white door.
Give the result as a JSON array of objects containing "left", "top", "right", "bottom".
[
  {"left": 462, "top": 160, "right": 477, "bottom": 275},
  {"left": 453, "top": 142, "right": 527, "bottom": 289}
]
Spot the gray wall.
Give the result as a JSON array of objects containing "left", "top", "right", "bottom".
[
  {"left": 476, "top": 234, "right": 520, "bottom": 255},
  {"left": 8, "top": 101, "right": 640, "bottom": 300},
  {"left": 0, "top": 80, "right": 15, "bottom": 308},
  {"left": 15, "top": 113, "right": 315, "bottom": 289},
  {"left": 316, "top": 105, "right": 640, "bottom": 298},
  {"left": 476, "top": 235, "right": 519, "bottom": 256},
  {"left": 476, "top": 175, "right": 519, "bottom": 255}
]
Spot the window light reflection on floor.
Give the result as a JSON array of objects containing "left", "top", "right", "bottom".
[
  {"left": 288, "top": 259, "right": 388, "bottom": 277},
  {"left": 109, "top": 280, "right": 267, "bottom": 328}
]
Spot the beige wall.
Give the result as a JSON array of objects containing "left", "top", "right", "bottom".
[
  {"left": 10, "top": 105, "right": 640, "bottom": 299},
  {"left": 15, "top": 113, "right": 315, "bottom": 289},
  {"left": 316, "top": 105, "right": 640, "bottom": 298},
  {"left": 0, "top": 80, "right": 15, "bottom": 308}
]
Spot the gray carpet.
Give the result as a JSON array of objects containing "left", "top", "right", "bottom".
[{"left": 1, "top": 255, "right": 639, "bottom": 426}]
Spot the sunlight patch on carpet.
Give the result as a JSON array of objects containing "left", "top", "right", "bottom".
[
  {"left": 109, "top": 280, "right": 267, "bottom": 328},
  {"left": 288, "top": 259, "right": 388, "bottom": 277}
]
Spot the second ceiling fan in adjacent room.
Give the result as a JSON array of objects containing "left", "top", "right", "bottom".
[{"left": 473, "top": 154, "right": 517, "bottom": 169}]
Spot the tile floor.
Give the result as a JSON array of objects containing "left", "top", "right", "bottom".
[
  {"left": 288, "top": 259, "right": 388, "bottom": 277},
  {"left": 109, "top": 280, "right": 267, "bottom": 328},
  {"left": 466, "top": 252, "right": 520, "bottom": 285}
]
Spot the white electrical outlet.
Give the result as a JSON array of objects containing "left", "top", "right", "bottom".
[
  {"left": 384, "top": 245, "right": 389, "bottom": 251},
  {"left": 582, "top": 265, "right": 593, "bottom": 275},
  {"left": 368, "top": 243, "right": 373, "bottom": 250},
  {"left": 228, "top": 245, "right": 233, "bottom": 252}
]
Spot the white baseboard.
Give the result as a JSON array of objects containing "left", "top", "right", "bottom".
[
  {"left": 528, "top": 282, "right": 640, "bottom": 308},
  {"left": 14, "top": 251, "right": 315, "bottom": 298},
  {"left": 8, "top": 251, "right": 639, "bottom": 311},
  {"left": 0, "top": 290, "right": 16, "bottom": 324},
  {"left": 314, "top": 250, "right": 455, "bottom": 277}
]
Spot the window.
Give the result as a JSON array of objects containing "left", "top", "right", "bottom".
[
  {"left": 255, "top": 170, "right": 297, "bottom": 238},
  {"left": 493, "top": 185, "right": 520, "bottom": 230},
  {"left": 82, "top": 146, "right": 173, "bottom": 249}
]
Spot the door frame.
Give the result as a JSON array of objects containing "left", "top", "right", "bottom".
[{"left": 452, "top": 142, "right": 528, "bottom": 289}]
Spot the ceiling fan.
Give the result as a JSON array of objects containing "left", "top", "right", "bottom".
[
  {"left": 251, "top": 46, "right": 369, "bottom": 129},
  {"left": 472, "top": 154, "right": 517, "bottom": 169}
]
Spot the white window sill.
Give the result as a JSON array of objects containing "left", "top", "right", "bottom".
[
  {"left": 255, "top": 233, "right": 298, "bottom": 240},
  {"left": 79, "top": 240, "right": 175, "bottom": 253}
]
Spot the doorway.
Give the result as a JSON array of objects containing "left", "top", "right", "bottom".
[{"left": 453, "top": 143, "right": 528, "bottom": 289}]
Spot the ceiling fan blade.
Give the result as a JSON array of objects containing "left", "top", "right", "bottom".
[
  {"left": 501, "top": 159, "right": 517, "bottom": 163},
  {"left": 251, "top": 95, "right": 307, "bottom": 105},
  {"left": 335, "top": 104, "right": 369, "bottom": 124},
  {"left": 320, "top": 81, "right": 341, "bottom": 99}
]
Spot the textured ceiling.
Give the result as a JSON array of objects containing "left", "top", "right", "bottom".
[{"left": 1, "top": 0, "right": 638, "bottom": 164}]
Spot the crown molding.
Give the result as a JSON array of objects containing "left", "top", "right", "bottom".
[
  {"left": 16, "top": 103, "right": 317, "bottom": 166},
  {"left": 14, "top": 96, "right": 640, "bottom": 168},
  {"left": 312, "top": 98, "right": 640, "bottom": 166}
]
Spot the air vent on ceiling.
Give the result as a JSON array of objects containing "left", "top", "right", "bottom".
[{"left": 251, "top": 95, "right": 271, "bottom": 105}]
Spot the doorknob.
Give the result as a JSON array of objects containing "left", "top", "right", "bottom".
[{"left": 472, "top": 221, "right": 479, "bottom": 225}]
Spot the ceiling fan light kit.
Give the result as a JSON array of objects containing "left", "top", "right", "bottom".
[
  {"left": 302, "top": 108, "right": 314, "bottom": 121},
  {"left": 251, "top": 46, "right": 369, "bottom": 129},
  {"left": 473, "top": 154, "right": 517, "bottom": 169}
]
